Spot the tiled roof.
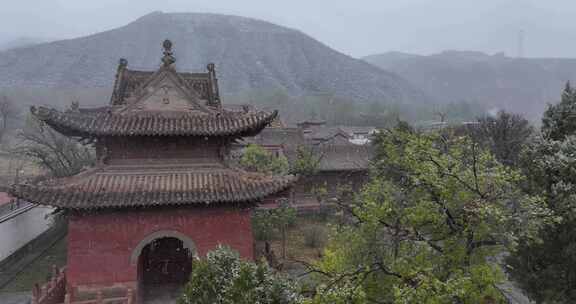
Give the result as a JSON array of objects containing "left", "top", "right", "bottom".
[
  {"left": 304, "top": 126, "right": 377, "bottom": 140},
  {"left": 242, "top": 128, "right": 305, "bottom": 147},
  {"left": 223, "top": 104, "right": 256, "bottom": 113},
  {"left": 338, "top": 126, "right": 377, "bottom": 136},
  {"left": 31, "top": 106, "right": 278, "bottom": 137},
  {"left": 304, "top": 127, "right": 351, "bottom": 141},
  {"left": 10, "top": 167, "right": 296, "bottom": 210},
  {"left": 314, "top": 144, "right": 373, "bottom": 171},
  {"left": 297, "top": 120, "right": 327, "bottom": 128}
]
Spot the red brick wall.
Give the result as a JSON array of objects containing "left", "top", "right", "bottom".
[{"left": 66, "top": 206, "right": 253, "bottom": 295}]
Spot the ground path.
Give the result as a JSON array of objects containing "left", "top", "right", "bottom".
[{"left": 0, "top": 292, "right": 30, "bottom": 304}]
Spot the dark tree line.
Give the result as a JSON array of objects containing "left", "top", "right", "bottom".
[
  {"left": 232, "top": 88, "right": 486, "bottom": 128},
  {"left": 464, "top": 111, "right": 533, "bottom": 166}
]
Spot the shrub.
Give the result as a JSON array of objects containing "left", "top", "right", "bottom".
[
  {"left": 252, "top": 210, "right": 278, "bottom": 242},
  {"left": 303, "top": 225, "right": 327, "bottom": 248},
  {"left": 240, "top": 144, "right": 289, "bottom": 174},
  {"left": 178, "top": 246, "right": 302, "bottom": 304}
]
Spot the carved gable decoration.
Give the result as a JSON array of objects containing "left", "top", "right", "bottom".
[
  {"left": 139, "top": 84, "right": 192, "bottom": 112},
  {"left": 121, "top": 68, "right": 211, "bottom": 114},
  {"left": 110, "top": 40, "right": 221, "bottom": 110}
]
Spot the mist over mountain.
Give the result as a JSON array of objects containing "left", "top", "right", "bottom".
[
  {"left": 0, "top": 37, "right": 52, "bottom": 51},
  {"left": 0, "top": 12, "right": 427, "bottom": 106},
  {"left": 364, "top": 51, "right": 576, "bottom": 119}
]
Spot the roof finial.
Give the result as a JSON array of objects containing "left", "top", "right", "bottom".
[
  {"left": 161, "top": 39, "right": 176, "bottom": 67},
  {"left": 207, "top": 63, "right": 215, "bottom": 73},
  {"left": 117, "top": 58, "right": 128, "bottom": 74},
  {"left": 119, "top": 58, "right": 128, "bottom": 68}
]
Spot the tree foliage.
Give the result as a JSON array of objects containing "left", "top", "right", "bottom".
[
  {"left": 309, "top": 128, "right": 551, "bottom": 303},
  {"left": 290, "top": 146, "right": 322, "bottom": 177},
  {"left": 240, "top": 144, "right": 289, "bottom": 175},
  {"left": 506, "top": 137, "right": 576, "bottom": 302},
  {"left": 253, "top": 200, "right": 297, "bottom": 259},
  {"left": 542, "top": 82, "right": 576, "bottom": 141},
  {"left": 466, "top": 111, "right": 533, "bottom": 166},
  {"left": 178, "top": 246, "right": 301, "bottom": 304}
]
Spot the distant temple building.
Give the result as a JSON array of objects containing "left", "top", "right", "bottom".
[
  {"left": 240, "top": 118, "right": 374, "bottom": 208},
  {"left": 297, "top": 119, "right": 378, "bottom": 146},
  {"left": 10, "top": 40, "right": 295, "bottom": 303},
  {"left": 296, "top": 143, "right": 372, "bottom": 200}
]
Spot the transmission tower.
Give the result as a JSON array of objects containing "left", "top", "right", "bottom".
[{"left": 517, "top": 30, "right": 525, "bottom": 58}]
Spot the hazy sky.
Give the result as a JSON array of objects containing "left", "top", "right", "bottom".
[{"left": 1, "top": 0, "right": 576, "bottom": 58}]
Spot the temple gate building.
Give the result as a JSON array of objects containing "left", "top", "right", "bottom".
[{"left": 10, "top": 40, "right": 295, "bottom": 304}]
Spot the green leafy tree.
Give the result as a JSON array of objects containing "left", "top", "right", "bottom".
[
  {"left": 542, "top": 82, "right": 576, "bottom": 141},
  {"left": 309, "top": 129, "right": 551, "bottom": 303},
  {"left": 275, "top": 200, "right": 298, "bottom": 259},
  {"left": 178, "top": 246, "right": 301, "bottom": 304},
  {"left": 253, "top": 211, "right": 279, "bottom": 243},
  {"left": 290, "top": 146, "right": 322, "bottom": 177},
  {"left": 253, "top": 200, "right": 297, "bottom": 259},
  {"left": 240, "top": 144, "right": 289, "bottom": 175},
  {"left": 506, "top": 135, "right": 576, "bottom": 303},
  {"left": 304, "top": 284, "right": 366, "bottom": 304},
  {"left": 311, "top": 184, "right": 330, "bottom": 220},
  {"left": 290, "top": 144, "right": 325, "bottom": 218},
  {"left": 505, "top": 83, "right": 576, "bottom": 303}
]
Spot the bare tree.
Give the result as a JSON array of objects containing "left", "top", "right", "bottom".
[
  {"left": 434, "top": 110, "right": 447, "bottom": 123},
  {"left": 0, "top": 95, "right": 19, "bottom": 144},
  {"left": 466, "top": 110, "right": 533, "bottom": 166},
  {"left": 13, "top": 114, "right": 95, "bottom": 178}
]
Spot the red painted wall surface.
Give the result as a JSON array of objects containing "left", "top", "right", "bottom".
[{"left": 66, "top": 206, "right": 253, "bottom": 293}]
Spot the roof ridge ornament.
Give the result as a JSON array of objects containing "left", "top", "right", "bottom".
[
  {"left": 161, "top": 39, "right": 176, "bottom": 67},
  {"left": 70, "top": 100, "right": 80, "bottom": 112},
  {"left": 206, "top": 63, "right": 221, "bottom": 107},
  {"left": 118, "top": 58, "right": 128, "bottom": 70},
  {"left": 207, "top": 63, "right": 215, "bottom": 73}
]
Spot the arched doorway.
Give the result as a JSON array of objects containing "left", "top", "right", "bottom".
[{"left": 134, "top": 232, "right": 196, "bottom": 303}]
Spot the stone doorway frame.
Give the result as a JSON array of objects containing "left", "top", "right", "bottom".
[
  {"left": 132, "top": 230, "right": 198, "bottom": 303},
  {"left": 130, "top": 230, "right": 198, "bottom": 266}
]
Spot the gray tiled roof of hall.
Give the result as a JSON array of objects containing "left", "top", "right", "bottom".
[
  {"left": 30, "top": 106, "right": 278, "bottom": 138},
  {"left": 242, "top": 128, "right": 305, "bottom": 147},
  {"left": 10, "top": 166, "right": 296, "bottom": 210},
  {"left": 313, "top": 143, "right": 374, "bottom": 171}
]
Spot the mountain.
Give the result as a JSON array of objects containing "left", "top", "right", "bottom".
[
  {"left": 364, "top": 51, "right": 576, "bottom": 119},
  {"left": 0, "top": 12, "right": 425, "bottom": 105}
]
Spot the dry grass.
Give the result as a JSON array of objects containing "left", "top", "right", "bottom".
[
  {"left": 260, "top": 215, "right": 331, "bottom": 278},
  {"left": 0, "top": 152, "right": 41, "bottom": 187},
  {"left": 1, "top": 237, "right": 68, "bottom": 292}
]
